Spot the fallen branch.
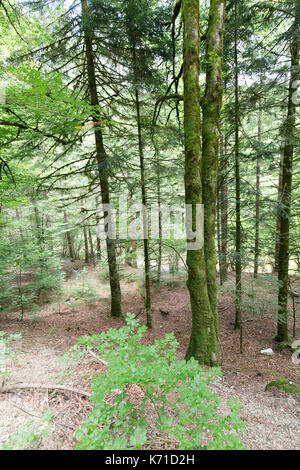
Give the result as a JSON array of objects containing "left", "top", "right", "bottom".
[
  {"left": 0, "top": 384, "right": 91, "bottom": 398},
  {"left": 8, "top": 399, "right": 75, "bottom": 431},
  {"left": 88, "top": 350, "right": 108, "bottom": 367}
]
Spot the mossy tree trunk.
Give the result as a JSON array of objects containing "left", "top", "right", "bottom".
[
  {"left": 81, "top": 0, "right": 122, "bottom": 317},
  {"left": 202, "top": 0, "right": 226, "bottom": 337},
  {"left": 275, "top": 4, "right": 299, "bottom": 343},
  {"left": 183, "top": 0, "right": 220, "bottom": 366}
]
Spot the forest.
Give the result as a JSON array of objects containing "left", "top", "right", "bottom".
[{"left": 0, "top": 0, "right": 299, "bottom": 452}]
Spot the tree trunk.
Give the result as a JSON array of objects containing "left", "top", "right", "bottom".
[
  {"left": 126, "top": 190, "right": 138, "bottom": 268},
  {"left": 253, "top": 102, "right": 262, "bottom": 278},
  {"left": 154, "top": 141, "right": 162, "bottom": 286},
  {"left": 220, "top": 126, "right": 228, "bottom": 283},
  {"left": 275, "top": 11, "right": 299, "bottom": 343},
  {"left": 129, "top": 29, "right": 152, "bottom": 328},
  {"left": 217, "top": 189, "right": 222, "bottom": 283},
  {"left": 95, "top": 196, "right": 101, "bottom": 260},
  {"left": 32, "top": 200, "right": 47, "bottom": 274},
  {"left": 134, "top": 87, "right": 152, "bottom": 328},
  {"left": 202, "top": 0, "right": 226, "bottom": 337},
  {"left": 274, "top": 121, "right": 285, "bottom": 273},
  {"left": 81, "top": 0, "right": 122, "bottom": 317},
  {"left": 63, "top": 210, "right": 75, "bottom": 261},
  {"left": 234, "top": 3, "right": 242, "bottom": 338},
  {"left": 183, "top": 0, "right": 220, "bottom": 366},
  {"left": 88, "top": 228, "right": 95, "bottom": 265},
  {"left": 83, "top": 223, "right": 89, "bottom": 264}
]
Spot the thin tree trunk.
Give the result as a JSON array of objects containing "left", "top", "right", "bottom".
[
  {"left": 64, "top": 210, "right": 75, "bottom": 261},
  {"left": 126, "top": 190, "right": 138, "bottom": 268},
  {"left": 83, "top": 223, "right": 89, "bottom": 264},
  {"left": 275, "top": 10, "right": 299, "bottom": 343},
  {"left": 234, "top": 4, "right": 242, "bottom": 341},
  {"left": 217, "top": 189, "right": 222, "bottom": 283},
  {"left": 88, "top": 228, "right": 95, "bottom": 265},
  {"left": 274, "top": 122, "right": 285, "bottom": 273},
  {"left": 254, "top": 102, "right": 262, "bottom": 278},
  {"left": 154, "top": 142, "right": 162, "bottom": 286},
  {"left": 220, "top": 126, "right": 228, "bottom": 283},
  {"left": 134, "top": 87, "right": 152, "bottom": 328},
  {"left": 16, "top": 208, "right": 25, "bottom": 244},
  {"left": 95, "top": 196, "right": 101, "bottom": 260},
  {"left": 32, "top": 200, "right": 47, "bottom": 274},
  {"left": 81, "top": 0, "right": 122, "bottom": 317},
  {"left": 130, "top": 32, "right": 152, "bottom": 328},
  {"left": 183, "top": 0, "right": 220, "bottom": 366}
]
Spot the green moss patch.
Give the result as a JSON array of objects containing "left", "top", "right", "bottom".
[{"left": 265, "top": 378, "right": 300, "bottom": 394}]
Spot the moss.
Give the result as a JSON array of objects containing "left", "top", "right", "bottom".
[
  {"left": 273, "top": 339, "right": 291, "bottom": 351},
  {"left": 201, "top": 1, "right": 226, "bottom": 337},
  {"left": 265, "top": 378, "right": 300, "bottom": 394},
  {"left": 183, "top": 0, "right": 220, "bottom": 366}
]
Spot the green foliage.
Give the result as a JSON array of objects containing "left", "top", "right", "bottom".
[
  {"left": 0, "top": 203, "right": 65, "bottom": 320},
  {"left": 63, "top": 314, "right": 245, "bottom": 450},
  {"left": 65, "top": 268, "right": 99, "bottom": 304},
  {"left": 220, "top": 275, "right": 280, "bottom": 320},
  {"left": 96, "top": 268, "right": 111, "bottom": 281},
  {"left": 2, "top": 409, "right": 55, "bottom": 450},
  {"left": 0, "top": 331, "right": 21, "bottom": 386}
]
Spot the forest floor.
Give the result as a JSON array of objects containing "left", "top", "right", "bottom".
[{"left": 0, "top": 263, "right": 299, "bottom": 450}]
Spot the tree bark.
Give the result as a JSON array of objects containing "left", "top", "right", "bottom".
[
  {"left": 134, "top": 87, "right": 152, "bottom": 329},
  {"left": 253, "top": 102, "right": 262, "bottom": 278},
  {"left": 183, "top": 0, "right": 220, "bottom": 366},
  {"left": 220, "top": 125, "right": 228, "bottom": 283},
  {"left": 202, "top": 0, "right": 226, "bottom": 337},
  {"left": 64, "top": 210, "right": 75, "bottom": 261},
  {"left": 95, "top": 196, "right": 101, "bottom": 260},
  {"left": 275, "top": 7, "right": 299, "bottom": 343},
  {"left": 129, "top": 22, "right": 152, "bottom": 328},
  {"left": 234, "top": 3, "right": 242, "bottom": 336},
  {"left": 274, "top": 120, "right": 285, "bottom": 273},
  {"left": 88, "top": 228, "right": 95, "bottom": 265},
  {"left": 81, "top": 0, "right": 122, "bottom": 317},
  {"left": 83, "top": 222, "right": 89, "bottom": 264}
]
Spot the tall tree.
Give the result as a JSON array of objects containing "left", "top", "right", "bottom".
[
  {"left": 81, "top": 0, "right": 122, "bottom": 317},
  {"left": 233, "top": 1, "right": 242, "bottom": 337},
  {"left": 183, "top": 0, "right": 220, "bottom": 366},
  {"left": 253, "top": 101, "right": 262, "bottom": 278},
  {"left": 202, "top": 0, "right": 226, "bottom": 336},
  {"left": 275, "top": 0, "right": 300, "bottom": 344}
]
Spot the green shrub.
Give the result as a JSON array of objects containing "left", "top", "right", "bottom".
[
  {"left": 2, "top": 409, "right": 55, "bottom": 450},
  {"left": 64, "top": 314, "right": 246, "bottom": 450},
  {"left": 0, "top": 331, "right": 22, "bottom": 387}
]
